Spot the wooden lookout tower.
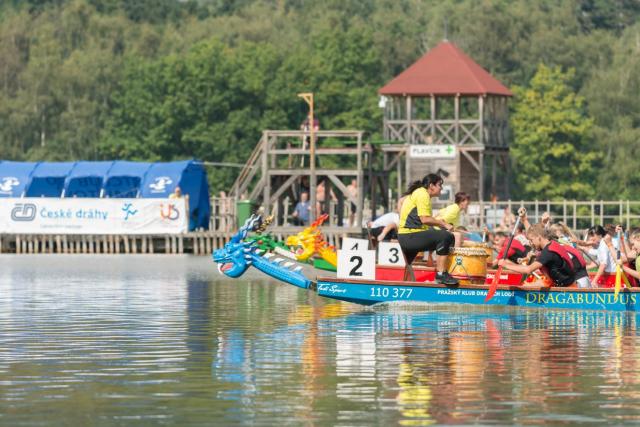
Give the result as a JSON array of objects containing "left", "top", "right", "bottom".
[{"left": 379, "top": 41, "right": 513, "bottom": 201}]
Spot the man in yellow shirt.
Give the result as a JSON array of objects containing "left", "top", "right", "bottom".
[
  {"left": 436, "top": 192, "right": 471, "bottom": 247},
  {"left": 398, "top": 174, "right": 457, "bottom": 285}
]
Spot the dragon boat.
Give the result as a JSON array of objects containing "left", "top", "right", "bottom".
[{"left": 213, "top": 216, "right": 640, "bottom": 313}]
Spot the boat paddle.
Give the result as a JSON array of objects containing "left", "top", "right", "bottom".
[
  {"left": 485, "top": 212, "right": 524, "bottom": 302},
  {"left": 614, "top": 231, "right": 631, "bottom": 297}
]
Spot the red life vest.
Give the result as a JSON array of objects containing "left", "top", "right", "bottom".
[
  {"left": 498, "top": 238, "right": 527, "bottom": 260},
  {"left": 561, "top": 244, "right": 587, "bottom": 268},
  {"left": 545, "top": 240, "right": 575, "bottom": 271},
  {"left": 539, "top": 241, "right": 576, "bottom": 286}
]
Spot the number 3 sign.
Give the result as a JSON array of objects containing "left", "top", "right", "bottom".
[
  {"left": 337, "top": 249, "right": 376, "bottom": 280},
  {"left": 377, "top": 242, "right": 405, "bottom": 267}
]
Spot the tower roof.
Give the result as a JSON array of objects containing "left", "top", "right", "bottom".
[{"left": 379, "top": 41, "right": 513, "bottom": 97}]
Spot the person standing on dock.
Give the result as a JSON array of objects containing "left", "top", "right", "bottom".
[
  {"left": 291, "top": 192, "right": 311, "bottom": 226},
  {"left": 397, "top": 174, "right": 458, "bottom": 285},
  {"left": 347, "top": 179, "right": 358, "bottom": 227}
]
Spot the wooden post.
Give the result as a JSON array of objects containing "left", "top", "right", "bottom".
[
  {"left": 165, "top": 236, "right": 170, "bottom": 254},
  {"left": 478, "top": 96, "right": 484, "bottom": 144},
  {"left": 620, "top": 200, "right": 623, "bottom": 226},
  {"left": 407, "top": 95, "right": 412, "bottom": 143},
  {"left": 491, "top": 155, "right": 497, "bottom": 199},
  {"left": 123, "top": 235, "right": 130, "bottom": 254},
  {"left": 454, "top": 94, "right": 460, "bottom": 143},
  {"left": 505, "top": 153, "right": 510, "bottom": 199},
  {"left": 263, "top": 132, "right": 271, "bottom": 218},
  {"left": 178, "top": 235, "right": 184, "bottom": 254},
  {"left": 600, "top": 200, "right": 604, "bottom": 225},
  {"left": 478, "top": 151, "right": 484, "bottom": 202},
  {"left": 357, "top": 132, "right": 363, "bottom": 228}
]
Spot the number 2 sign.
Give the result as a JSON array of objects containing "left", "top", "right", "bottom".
[{"left": 337, "top": 249, "right": 376, "bottom": 280}]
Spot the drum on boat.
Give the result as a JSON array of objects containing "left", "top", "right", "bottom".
[
  {"left": 446, "top": 247, "right": 489, "bottom": 285},
  {"left": 462, "top": 241, "right": 493, "bottom": 263}
]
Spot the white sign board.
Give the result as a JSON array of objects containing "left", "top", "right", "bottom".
[
  {"left": 337, "top": 249, "right": 376, "bottom": 280},
  {"left": 341, "top": 237, "right": 369, "bottom": 252},
  {"left": 377, "top": 241, "right": 405, "bottom": 267},
  {"left": 409, "top": 144, "right": 456, "bottom": 159},
  {"left": 0, "top": 198, "right": 188, "bottom": 234}
]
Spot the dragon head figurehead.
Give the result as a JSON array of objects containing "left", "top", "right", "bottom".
[
  {"left": 285, "top": 214, "right": 334, "bottom": 262},
  {"left": 212, "top": 214, "right": 313, "bottom": 289},
  {"left": 212, "top": 215, "right": 260, "bottom": 278}
]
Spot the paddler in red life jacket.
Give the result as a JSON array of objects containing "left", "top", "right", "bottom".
[
  {"left": 492, "top": 231, "right": 531, "bottom": 267},
  {"left": 557, "top": 237, "right": 591, "bottom": 288},
  {"left": 618, "top": 230, "right": 640, "bottom": 282},
  {"left": 498, "top": 223, "right": 576, "bottom": 287}
]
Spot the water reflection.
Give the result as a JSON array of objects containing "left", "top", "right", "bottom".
[
  {"left": 2, "top": 256, "right": 640, "bottom": 425},
  {"left": 211, "top": 296, "right": 640, "bottom": 425}
]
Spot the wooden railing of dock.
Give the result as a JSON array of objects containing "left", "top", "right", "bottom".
[{"left": 0, "top": 232, "right": 232, "bottom": 255}]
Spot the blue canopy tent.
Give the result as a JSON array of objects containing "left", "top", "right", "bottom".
[
  {"left": 102, "top": 161, "right": 151, "bottom": 198},
  {"left": 140, "top": 160, "right": 210, "bottom": 230},
  {"left": 64, "top": 161, "right": 115, "bottom": 198},
  {"left": 1, "top": 159, "right": 211, "bottom": 230},
  {"left": 24, "top": 162, "right": 76, "bottom": 197},
  {"left": 0, "top": 161, "right": 39, "bottom": 197}
]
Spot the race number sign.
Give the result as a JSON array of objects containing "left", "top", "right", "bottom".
[
  {"left": 377, "top": 241, "right": 405, "bottom": 267},
  {"left": 341, "top": 237, "right": 369, "bottom": 251},
  {"left": 337, "top": 249, "right": 376, "bottom": 280}
]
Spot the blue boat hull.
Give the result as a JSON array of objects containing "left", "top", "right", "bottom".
[{"left": 315, "top": 278, "right": 640, "bottom": 312}]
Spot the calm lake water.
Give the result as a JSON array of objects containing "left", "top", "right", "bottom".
[{"left": 1, "top": 255, "right": 640, "bottom": 425}]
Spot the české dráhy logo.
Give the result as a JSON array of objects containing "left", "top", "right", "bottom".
[
  {"left": 11, "top": 203, "right": 36, "bottom": 221},
  {"left": 0, "top": 177, "right": 20, "bottom": 194},
  {"left": 160, "top": 203, "right": 180, "bottom": 221},
  {"left": 149, "top": 177, "right": 173, "bottom": 193}
]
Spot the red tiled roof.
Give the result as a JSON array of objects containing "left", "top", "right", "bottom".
[{"left": 379, "top": 41, "right": 513, "bottom": 97}]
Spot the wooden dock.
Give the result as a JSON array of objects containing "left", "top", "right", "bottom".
[{"left": 0, "top": 232, "right": 233, "bottom": 255}]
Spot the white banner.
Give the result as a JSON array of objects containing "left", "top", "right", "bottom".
[
  {"left": 0, "top": 198, "right": 188, "bottom": 235},
  {"left": 409, "top": 144, "right": 456, "bottom": 159}
]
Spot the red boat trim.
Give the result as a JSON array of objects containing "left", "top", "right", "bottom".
[{"left": 316, "top": 276, "right": 640, "bottom": 293}]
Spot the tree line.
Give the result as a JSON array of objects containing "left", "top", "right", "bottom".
[{"left": 0, "top": 0, "right": 638, "bottom": 199}]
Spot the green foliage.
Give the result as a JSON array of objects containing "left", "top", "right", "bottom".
[
  {"left": 582, "top": 23, "right": 640, "bottom": 198},
  {"left": 511, "top": 64, "right": 600, "bottom": 200},
  {"left": 0, "top": 0, "right": 638, "bottom": 196}
]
